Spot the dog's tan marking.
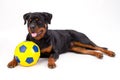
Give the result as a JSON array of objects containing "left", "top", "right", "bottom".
[
  {"left": 48, "top": 57, "right": 56, "bottom": 69},
  {"left": 41, "top": 45, "right": 52, "bottom": 53},
  {"left": 70, "top": 46, "right": 103, "bottom": 59},
  {"left": 71, "top": 41, "right": 115, "bottom": 57}
]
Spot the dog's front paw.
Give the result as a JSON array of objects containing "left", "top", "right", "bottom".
[
  {"left": 7, "top": 59, "right": 18, "bottom": 68},
  {"left": 48, "top": 57, "right": 56, "bottom": 69},
  {"left": 48, "top": 63, "right": 56, "bottom": 69}
]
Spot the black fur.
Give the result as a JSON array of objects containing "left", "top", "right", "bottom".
[
  {"left": 23, "top": 12, "right": 52, "bottom": 25},
  {"left": 26, "top": 29, "right": 97, "bottom": 59}
]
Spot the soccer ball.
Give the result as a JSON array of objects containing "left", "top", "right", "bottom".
[{"left": 14, "top": 41, "right": 40, "bottom": 67}]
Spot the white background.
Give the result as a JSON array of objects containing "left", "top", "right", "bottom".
[{"left": 0, "top": 0, "right": 120, "bottom": 80}]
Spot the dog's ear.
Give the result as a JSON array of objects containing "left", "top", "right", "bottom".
[
  {"left": 23, "top": 13, "right": 31, "bottom": 25},
  {"left": 42, "top": 12, "right": 52, "bottom": 24}
]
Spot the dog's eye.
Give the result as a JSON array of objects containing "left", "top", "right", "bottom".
[
  {"left": 38, "top": 21, "right": 44, "bottom": 27},
  {"left": 35, "top": 18, "right": 39, "bottom": 21}
]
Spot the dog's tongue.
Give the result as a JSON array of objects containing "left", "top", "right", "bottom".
[{"left": 31, "top": 33, "right": 37, "bottom": 37}]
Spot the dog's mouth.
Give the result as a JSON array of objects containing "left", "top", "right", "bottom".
[
  {"left": 28, "top": 24, "right": 47, "bottom": 40},
  {"left": 31, "top": 30, "right": 43, "bottom": 38}
]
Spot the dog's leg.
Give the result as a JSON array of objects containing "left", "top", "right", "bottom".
[
  {"left": 72, "top": 42, "right": 115, "bottom": 57},
  {"left": 70, "top": 46, "right": 103, "bottom": 59},
  {"left": 7, "top": 56, "right": 18, "bottom": 68},
  {"left": 93, "top": 47, "right": 115, "bottom": 57},
  {"left": 48, "top": 56, "right": 56, "bottom": 69}
]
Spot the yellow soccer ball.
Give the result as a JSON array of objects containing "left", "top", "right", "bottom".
[{"left": 14, "top": 41, "right": 40, "bottom": 67}]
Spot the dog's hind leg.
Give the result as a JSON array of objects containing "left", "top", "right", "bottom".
[
  {"left": 70, "top": 46, "right": 103, "bottom": 59},
  {"left": 69, "top": 30, "right": 97, "bottom": 47},
  {"left": 71, "top": 42, "right": 115, "bottom": 57}
]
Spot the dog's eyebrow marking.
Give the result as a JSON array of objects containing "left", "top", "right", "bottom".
[{"left": 35, "top": 18, "right": 39, "bottom": 21}]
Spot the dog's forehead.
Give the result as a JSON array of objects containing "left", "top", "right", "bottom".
[{"left": 30, "top": 13, "right": 43, "bottom": 18}]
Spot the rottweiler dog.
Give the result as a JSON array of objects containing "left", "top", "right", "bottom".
[{"left": 8, "top": 12, "right": 115, "bottom": 69}]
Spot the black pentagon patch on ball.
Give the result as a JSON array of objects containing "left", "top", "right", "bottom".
[
  {"left": 15, "top": 56, "right": 20, "bottom": 63},
  {"left": 33, "top": 45, "right": 39, "bottom": 52},
  {"left": 26, "top": 57, "right": 34, "bottom": 64},
  {"left": 20, "top": 45, "right": 26, "bottom": 52}
]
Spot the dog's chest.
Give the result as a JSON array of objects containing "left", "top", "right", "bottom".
[
  {"left": 41, "top": 45, "right": 52, "bottom": 53},
  {"left": 35, "top": 38, "right": 52, "bottom": 53}
]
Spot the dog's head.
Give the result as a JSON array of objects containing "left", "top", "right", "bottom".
[{"left": 23, "top": 12, "right": 52, "bottom": 40}]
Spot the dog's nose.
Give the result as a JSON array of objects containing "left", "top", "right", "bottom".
[{"left": 29, "top": 24, "right": 36, "bottom": 29}]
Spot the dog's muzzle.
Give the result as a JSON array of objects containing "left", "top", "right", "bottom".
[
  {"left": 29, "top": 23, "right": 36, "bottom": 29},
  {"left": 28, "top": 23, "right": 37, "bottom": 37},
  {"left": 29, "top": 23, "right": 44, "bottom": 38}
]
